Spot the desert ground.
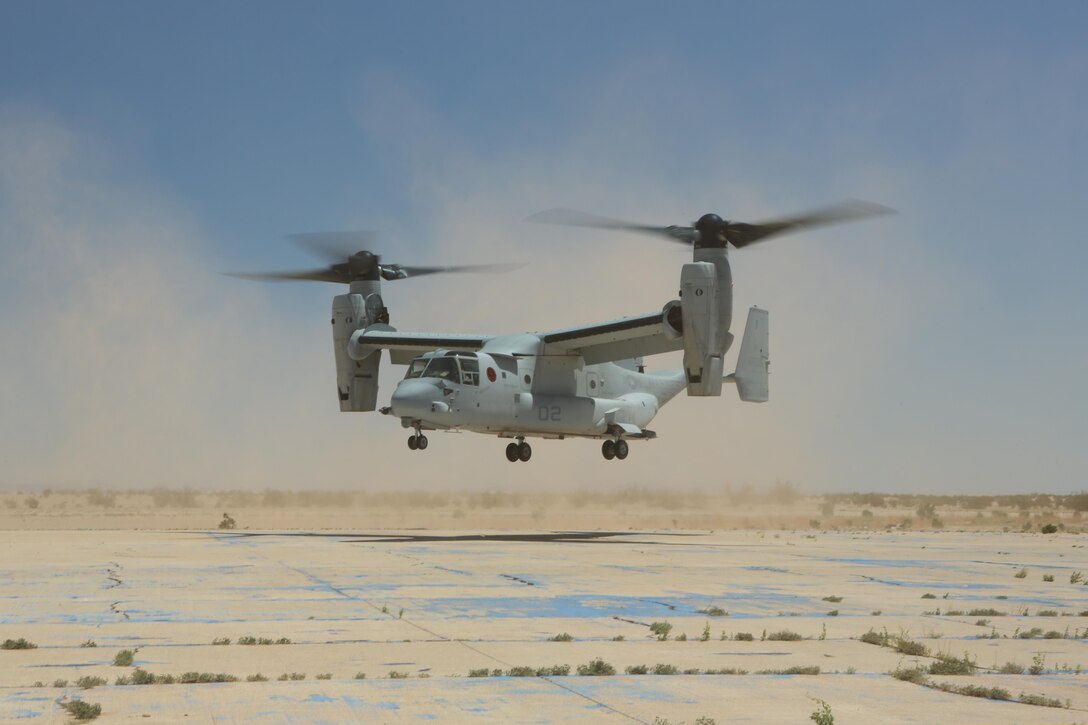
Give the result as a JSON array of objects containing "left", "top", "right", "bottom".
[{"left": 0, "top": 489, "right": 1085, "bottom": 724}]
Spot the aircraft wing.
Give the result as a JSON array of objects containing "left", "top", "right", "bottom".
[
  {"left": 354, "top": 328, "right": 493, "bottom": 365},
  {"left": 539, "top": 310, "right": 682, "bottom": 364}
]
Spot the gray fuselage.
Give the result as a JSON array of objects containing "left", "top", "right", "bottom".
[{"left": 390, "top": 339, "right": 686, "bottom": 439}]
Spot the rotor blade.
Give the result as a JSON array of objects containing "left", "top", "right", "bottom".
[
  {"left": 526, "top": 208, "right": 695, "bottom": 245},
  {"left": 287, "top": 231, "right": 380, "bottom": 263},
  {"left": 225, "top": 268, "right": 350, "bottom": 284},
  {"left": 380, "top": 262, "right": 526, "bottom": 281},
  {"left": 724, "top": 200, "right": 895, "bottom": 248}
]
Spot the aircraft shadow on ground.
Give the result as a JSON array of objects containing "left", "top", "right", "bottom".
[{"left": 206, "top": 531, "right": 702, "bottom": 545}]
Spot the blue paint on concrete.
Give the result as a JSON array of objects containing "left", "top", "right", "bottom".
[
  {"left": 375, "top": 702, "right": 399, "bottom": 710},
  {"left": 12, "top": 710, "right": 40, "bottom": 719},
  {"left": 305, "top": 693, "right": 334, "bottom": 702}
]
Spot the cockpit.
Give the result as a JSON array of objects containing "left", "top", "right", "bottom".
[{"left": 403, "top": 351, "right": 480, "bottom": 386}]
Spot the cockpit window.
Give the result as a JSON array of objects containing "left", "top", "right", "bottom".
[
  {"left": 422, "top": 357, "right": 460, "bottom": 383},
  {"left": 405, "top": 354, "right": 480, "bottom": 385},
  {"left": 404, "top": 359, "right": 428, "bottom": 379}
]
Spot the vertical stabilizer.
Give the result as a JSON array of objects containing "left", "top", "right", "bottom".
[{"left": 727, "top": 307, "right": 769, "bottom": 402}]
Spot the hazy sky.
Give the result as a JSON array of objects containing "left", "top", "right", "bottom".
[{"left": 1, "top": 2, "right": 1085, "bottom": 493}]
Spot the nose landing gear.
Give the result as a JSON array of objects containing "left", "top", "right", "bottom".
[
  {"left": 601, "top": 438, "right": 628, "bottom": 461},
  {"left": 407, "top": 427, "right": 428, "bottom": 451},
  {"left": 505, "top": 438, "right": 532, "bottom": 462}
]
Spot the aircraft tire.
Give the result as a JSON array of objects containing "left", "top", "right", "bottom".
[
  {"left": 417, "top": 435, "right": 428, "bottom": 450},
  {"left": 518, "top": 441, "right": 532, "bottom": 462},
  {"left": 505, "top": 442, "right": 520, "bottom": 462},
  {"left": 602, "top": 440, "right": 616, "bottom": 460},
  {"left": 615, "top": 440, "right": 629, "bottom": 460},
  {"left": 408, "top": 435, "right": 418, "bottom": 451}
]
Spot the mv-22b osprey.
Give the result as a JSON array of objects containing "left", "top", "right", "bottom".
[{"left": 235, "top": 201, "right": 890, "bottom": 462}]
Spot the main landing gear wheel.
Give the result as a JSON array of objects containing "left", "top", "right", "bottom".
[
  {"left": 518, "top": 441, "right": 532, "bottom": 462},
  {"left": 408, "top": 435, "right": 418, "bottom": 451},
  {"left": 416, "top": 435, "right": 428, "bottom": 450},
  {"left": 408, "top": 433, "right": 428, "bottom": 451},
  {"left": 505, "top": 442, "right": 520, "bottom": 462},
  {"left": 614, "top": 439, "right": 629, "bottom": 460},
  {"left": 601, "top": 440, "right": 616, "bottom": 460}
]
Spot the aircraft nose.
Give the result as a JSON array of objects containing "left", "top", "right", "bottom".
[{"left": 390, "top": 379, "right": 445, "bottom": 418}]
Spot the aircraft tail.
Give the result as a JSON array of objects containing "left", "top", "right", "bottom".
[{"left": 725, "top": 307, "right": 769, "bottom": 402}]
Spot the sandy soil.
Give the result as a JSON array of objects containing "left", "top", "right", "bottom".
[{"left": 0, "top": 491, "right": 1085, "bottom": 723}]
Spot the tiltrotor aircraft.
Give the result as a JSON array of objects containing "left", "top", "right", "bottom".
[{"left": 234, "top": 201, "right": 890, "bottom": 462}]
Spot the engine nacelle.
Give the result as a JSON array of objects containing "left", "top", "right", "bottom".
[
  {"left": 679, "top": 261, "right": 732, "bottom": 396},
  {"left": 331, "top": 292, "right": 384, "bottom": 412}
]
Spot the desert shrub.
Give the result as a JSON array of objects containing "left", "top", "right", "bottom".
[
  {"left": 75, "top": 676, "right": 107, "bottom": 689},
  {"left": 767, "top": 630, "right": 802, "bottom": 641},
  {"left": 112, "top": 649, "right": 135, "bottom": 666},
  {"left": 676, "top": 633, "right": 687, "bottom": 641},
  {"left": 535, "top": 665, "right": 570, "bottom": 676},
  {"left": 238, "top": 636, "right": 290, "bottom": 645},
  {"left": 388, "top": 671, "right": 408, "bottom": 679},
  {"left": 998, "top": 661, "right": 1025, "bottom": 674},
  {"left": 577, "top": 658, "right": 615, "bottom": 676},
  {"left": 810, "top": 698, "right": 834, "bottom": 725},
  {"left": 732, "top": 632, "right": 754, "bottom": 641},
  {"left": 756, "top": 665, "right": 820, "bottom": 675},
  {"left": 61, "top": 700, "right": 101, "bottom": 721},
  {"left": 704, "top": 667, "right": 747, "bottom": 675},
  {"left": 277, "top": 672, "right": 306, "bottom": 681},
  {"left": 826, "top": 610, "right": 839, "bottom": 617},
  {"left": 967, "top": 608, "right": 1005, "bottom": 617},
  {"left": 53, "top": 679, "right": 69, "bottom": 688},
  {"left": 315, "top": 673, "right": 332, "bottom": 680},
  {"left": 1042, "top": 574, "right": 1054, "bottom": 582},
  {"left": 921, "top": 593, "right": 937, "bottom": 599},
  {"left": 548, "top": 633, "right": 573, "bottom": 642},
  {"left": 505, "top": 666, "right": 535, "bottom": 677},
  {"left": 1036, "top": 610, "right": 1058, "bottom": 617},
  {"left": 652, "top": 664, "right": 679, "bottom": 675},
  {"left": 1029, "top": 653, "right": 1045, "bottom": 675},
  {"left": 891, "top": 666, "right": 928, "bottom": 684},
  {"left": 1018, "top": 627, "right": 1044, "bottom": 639},
  {"left": 218, "top": 513, "right": 236, "bottom": 530},
  {"left": 1040, "top": 523, "right": 1058, "bottom": 534},
  {"left": 1018, "top": 693, "right": 1066, "bottom": 708},
  {"left": 1014, "top": 568, "right": 1028, "bottom": 578},
  {"left": 859, "top": 629, "right": 888, "bottom": 646},
  {"left": 928, "top": 653, "right": 976, "bottom": 675},
  {"left": 186, "top": 672, "right": 235, "bottom": 683},
  {"left": 246, "top": 673, "right": 268, "bottom": 681},
  {"left": 698, "top": 606, "right": 728, "bottom": 616},
  {"left": 894, "top": 637, "right": 929, "bottom": 657},
  {"left": 822, "top": 596, "right": 843, "bottom": 603},
  {"left": 212, "top": 637, "right": 230, "bottom": 645},
  {"left": 80, "top": 640, "right": 97, "bottom": 648},
  {"left": 1043, "top": 630, "right": 1063, "bottom": 639},
  {"left": 611, "top": 635, "right": 625, "bottom": 641},
  {"left": 938, "top": 684, "right": 1010, "bottom": 700},
  {"left": 25, "top": 497, "right": 39, "bottom": 510},
  {"left": 1071, "top": 571, "right": 1084, "bottom": 584},
  {"left": 1, "top": 638, "right": 36, "bottom": 649},
  {"left": 649, "top": 621, "right": 672, "bottom": 640},
  {"left": 625, "top": 665, "right": 648, "bottom": 675},
  {"left": 468, "top": 669, "right": 489, "bottom": 677}
]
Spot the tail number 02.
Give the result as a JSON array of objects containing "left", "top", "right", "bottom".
[{"left": 538, "top": 405, "right": 562, "bottom": 421}]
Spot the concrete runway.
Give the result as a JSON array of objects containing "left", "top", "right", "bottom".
[{"left": 1, "top": 528, "right": 1085, "bottom": 723}]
